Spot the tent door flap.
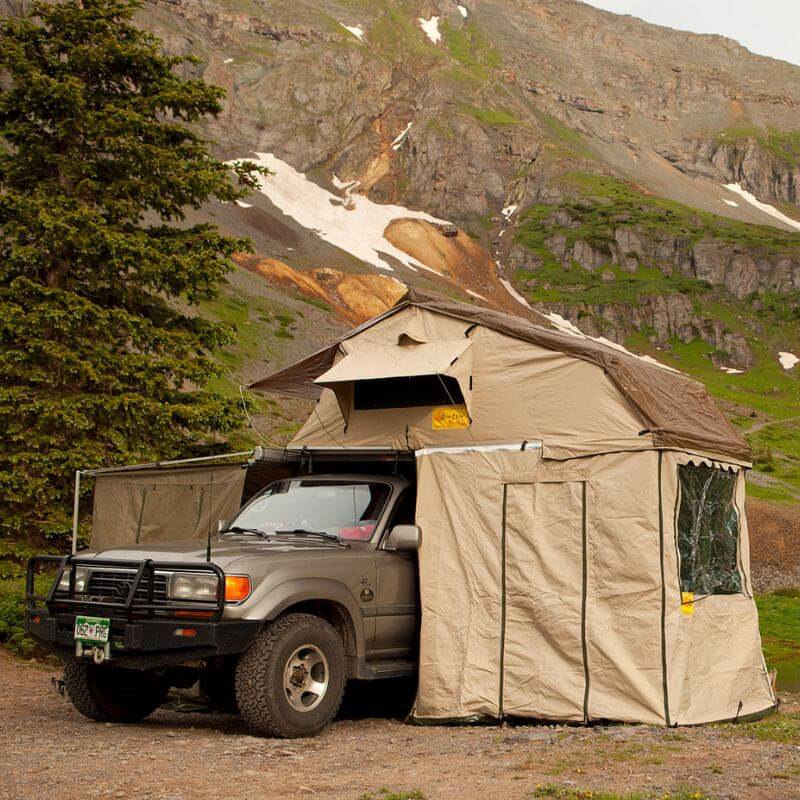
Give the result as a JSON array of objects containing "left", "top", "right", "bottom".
[{"left": 501, "top": 479, "right": 588, "bottom": 721}]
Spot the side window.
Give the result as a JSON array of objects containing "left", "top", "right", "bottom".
[
  {"left": 388, "top": 488, "right": 417, "bottom": 527},
  {"left": 677, "top": 464, "right": 742, "bottom": 595}
]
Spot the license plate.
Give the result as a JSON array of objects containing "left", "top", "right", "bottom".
[{"left": 74, "top": 616, "right": 110, "bottom": 644}]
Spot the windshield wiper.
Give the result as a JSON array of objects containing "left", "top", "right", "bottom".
[
  {"left": 221, "top": 525, "right": 270, "bottom": 537},
  {"left": 274, "top": 529, "right": 349, "bottom": 547}
]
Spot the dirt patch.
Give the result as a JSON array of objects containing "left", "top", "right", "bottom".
[
  {"left": 238, "top": 256, "right": 406, "bottom": 324},
  {"left": 335, "top": 273, "right": 408, "bottom": 322},
  {"left": 383, "top": 218, "right": 526, "bottom": 314},
  {"left": 748, "top": 498, "right": 800, "bottom": 592},
  {"left": 2, "top": 651, "right": 799, "bottom": 800}
]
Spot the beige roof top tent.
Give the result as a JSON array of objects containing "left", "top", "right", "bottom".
[{"left": 252, "top": 289, "right": 775, "bottom": 726}]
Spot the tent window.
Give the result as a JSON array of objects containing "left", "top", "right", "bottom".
[
  {"left": 353, "top": 375, "right": 465, "bottom": 410},
  {"left": 677, "top": 464, "right": 742, "bottom": 595}
]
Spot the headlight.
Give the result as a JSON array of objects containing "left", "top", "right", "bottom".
[
  {"left": 57, "top": 566, "right": 88, "bottom": 593},
  {"left": 168, "top": 572, "right": 219, "bottom": 601}
]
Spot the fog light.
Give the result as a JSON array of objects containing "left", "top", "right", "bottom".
[
  {"left": 173, "top": 627, "right": 198, "bottom": 638},
  {"left": 224, "top": 575, "right": 251, "bottom": 603}
]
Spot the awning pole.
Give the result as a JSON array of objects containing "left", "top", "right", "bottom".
[
  {"left": 80, "top": 449, "right": 256, "bottom": 477},
  {"left": 71, "top": 470, "right": 82, "bottom": 555}
]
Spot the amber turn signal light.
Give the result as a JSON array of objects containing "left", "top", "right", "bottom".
[{"left": 224, "top": 575, "right": 251, "bottom": 603}]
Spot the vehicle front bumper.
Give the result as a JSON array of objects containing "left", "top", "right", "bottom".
[{"left": 25, "top": 609, "right": 261, "bottom": 669}]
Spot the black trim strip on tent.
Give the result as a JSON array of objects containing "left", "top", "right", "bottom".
[
  {"left": 581, "top": 480, "right": 590, "bottom": 723},
  {"left": 657, "top": 450, "right": 672, "bottom": 726},
  {"left": 672, "top": 477, "right": 682, "bottom": 598},
  {"left": 499, "top": 483, "right": 508, "bottom": 719},
  {"left": 134, "top": 487, "right": 147, "bottom": 544}
]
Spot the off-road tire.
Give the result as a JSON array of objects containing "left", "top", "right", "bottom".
[
  {"left": 62, "top": 659, "right": 169, "bottom": 723},
  {"left": 235, "top": 613, "right": 346, "bottom": 738}
]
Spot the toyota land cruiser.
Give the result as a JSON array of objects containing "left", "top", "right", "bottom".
[{"left": 25, "top": 473, "right": 420, "bottom": 738}]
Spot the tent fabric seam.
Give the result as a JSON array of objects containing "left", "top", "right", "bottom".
[
  {"left": 499, "top": 483, "right": 508, "bottom": 719},
  {"left": 581, "top": 480, "right": 590, "bottom": 723},
  {"left": 658, "top": 451, "right": 672, "bottom": 726}
]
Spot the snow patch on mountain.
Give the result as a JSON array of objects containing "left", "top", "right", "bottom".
[
  {"left": 391, "top": 122, "right": 413, "bottom": 150},
  {"left": 500, "top": 278, "right": 531, "bottom": 309},
  {"left": 331, "top": 174, "right": 360, "bottom": 192},
  {"left": 418, "top": 16, "right": 441, "bottom": 44},
  {"left": 340, "top": 23, "right": 364, "bottom": 42},
  {"left": 724, "top": 184, "right": 800, "bottom": 232},
  {"left": 240, "top": 153, "right": 451, "bottom": 273},
  {"left": 779, "top": 351, "right": 799, "bottom": 370},
  {"left": 458, "top": 5, "right": 468, "bottom": 18},
  {"left": 539, "top": 311, "right": 677, "bottom": 371},
  {"left": 543, "top": 310, "right": 582, "bottom": 336},
  {"left": 502, "top": 204, "right": 518, "bottom": 219}
]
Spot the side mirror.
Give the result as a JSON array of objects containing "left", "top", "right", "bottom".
[
  {"left": 385, "top": 524, "right": 421, "bottom": 551},
  {"left": 217, "top": 519, "right": 228, "bottom": 533}
]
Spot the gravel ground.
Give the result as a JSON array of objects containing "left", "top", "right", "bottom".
[{"left": 2, "top": 650, "right": 799, "bottom": 800}]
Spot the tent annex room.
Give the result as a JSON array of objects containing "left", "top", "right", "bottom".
[{"left": 251, "top": 289, "right": 776, "bottom": 726}]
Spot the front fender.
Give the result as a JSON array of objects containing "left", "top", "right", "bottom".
[{"left": 243, "top": 577, "right": 366, "bottom": 659}]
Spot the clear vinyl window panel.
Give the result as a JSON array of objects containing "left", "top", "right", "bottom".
[{"left": 677, "top": 464, "right": 742, "bottom": 595}]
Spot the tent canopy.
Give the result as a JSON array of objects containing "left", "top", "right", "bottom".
[
  {"left": 91, "top": 463, "right": 247, "bottom": 550},
  {"left": 251, "top": 289, "right": 749, "bottom": 463}
]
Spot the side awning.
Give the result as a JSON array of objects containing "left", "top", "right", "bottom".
[
  {"left": 315, "top": 339, "right": 474, "bottom": 420},
  {"left": 91, "top": 464, "right": 248, "bottom": 550}
]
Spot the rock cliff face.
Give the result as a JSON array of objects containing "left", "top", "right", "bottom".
[
  {"left": 4, "top": 0, "right": 798, "bottom": 480},
  {"left": 139, "top": 0, "right": 800, "bottom": 284},
  {"left": 511, "top": 222, "right": 799, "bottom": 298},
  {"left": 145, "top": 0, "right": 800, "bottom": 217}
]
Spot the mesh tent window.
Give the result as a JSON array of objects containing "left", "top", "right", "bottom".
[{"left": 677, "top": 463, "right": 742, "bottom": 595}]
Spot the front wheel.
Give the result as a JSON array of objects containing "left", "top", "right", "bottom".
[
  {"left": 62, "top": 659, "right": 169, "bottom": 723},
  {"left": 235, "top": 613, "right": 346, "bottom": 738}
]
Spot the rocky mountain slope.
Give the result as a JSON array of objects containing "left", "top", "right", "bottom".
[{"left": 137, "top": 0, "right": 800, "bottom": 502}]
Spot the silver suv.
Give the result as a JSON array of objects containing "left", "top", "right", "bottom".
[{"left": 25, "top": 474, "right": 420, "bottom": 738}]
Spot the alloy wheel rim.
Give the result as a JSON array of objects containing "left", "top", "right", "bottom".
[{"left": 283, "top": 644, "right": 329, "bottom": 712}]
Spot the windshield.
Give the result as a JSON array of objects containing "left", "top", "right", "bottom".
[{"left": 229, "top": 479, "right": 392, "bottom": 541}]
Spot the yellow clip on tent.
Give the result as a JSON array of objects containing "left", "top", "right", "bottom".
[{"left": 251, "top": 289, "right": 775, "bottom": 726}]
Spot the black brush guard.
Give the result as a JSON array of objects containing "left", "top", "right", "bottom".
[{"left": 26, "top": 555, "right": 226, "bottom": 621}]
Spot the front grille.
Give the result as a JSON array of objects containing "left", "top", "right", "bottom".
[{"left": 85, "top": 570, "right": 169, "bottom": 604}]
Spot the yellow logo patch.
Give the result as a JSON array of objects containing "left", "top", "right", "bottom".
[
  {"left": 432, "top": 406, "right": 470, "bottom": 430},
  {"left": 680, "top": 592, "right": 695, "bottom": 616}
]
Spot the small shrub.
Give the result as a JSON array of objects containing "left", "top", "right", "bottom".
[{"left": 0, "top": 578, "right": 34, "bottom": 657}]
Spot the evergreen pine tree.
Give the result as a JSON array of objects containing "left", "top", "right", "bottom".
[{"left": 0, "top": 0, "right": 263, "bottom": 545}]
